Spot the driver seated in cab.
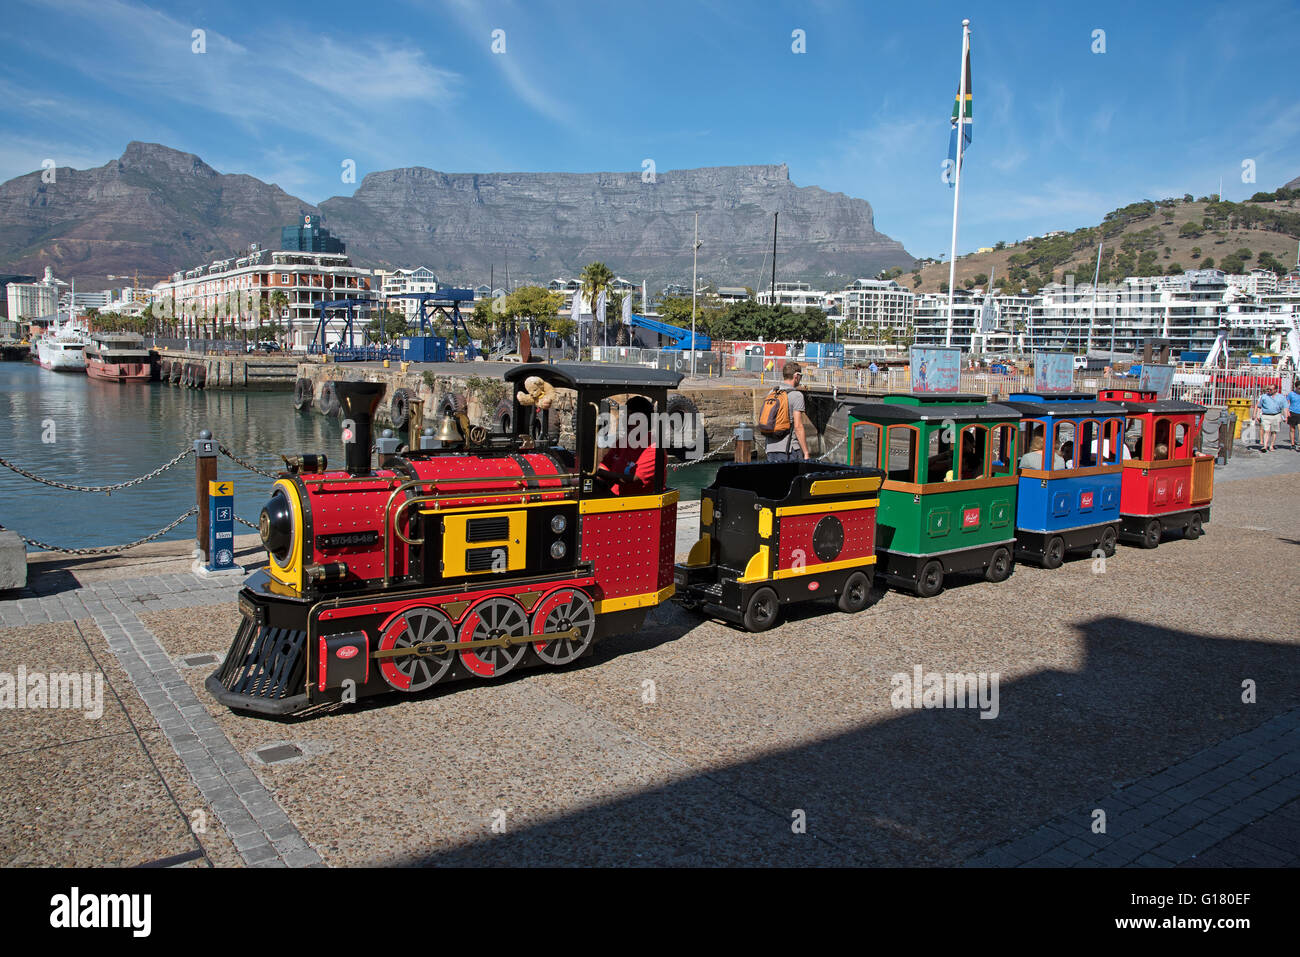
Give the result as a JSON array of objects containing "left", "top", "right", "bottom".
[{"left": 596, "top": 396, "right": 662, "bottom": 496}]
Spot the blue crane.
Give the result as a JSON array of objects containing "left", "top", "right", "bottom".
[{"left": 624, "top": 313, "right": 711, "bottom": 351}]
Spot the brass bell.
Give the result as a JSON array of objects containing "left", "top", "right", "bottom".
[{"left": 434, "top": 413, "right": 464, "bottom": 447}]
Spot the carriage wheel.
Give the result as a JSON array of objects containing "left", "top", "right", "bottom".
[
  {"left": 1184, "top": 514, "right": 1204, "bottom": 540},
  {"left": 836, "top": 571, "right": 873, "bottom": 613},
  {"left": 1042, "top": 536, "right": 1066, "bottom": 569},
  {"left": 459, "top": 596, "right": 529, "bottom": 678},
  {"left": 916, "top": 560, "right": 945, "bottom": 598},
  {"left": 985, "top": 546, "right": 1013, "bottom": 583},
  {"left": 1098, "top": 526, "right": 1118, "bottom": 557},
  {"left": 743, "top": 587, "right": 780, "bottom": 632},
  {"left": 531, "top": 588, "right": 596, "bottom": 666},
  {"left": 377, "top": 606, "right": 456, "bottom": 692},
  {"left": 1141, "top": 519, "right": 1162, "bottom": 549}
]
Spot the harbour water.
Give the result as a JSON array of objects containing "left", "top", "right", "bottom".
[{"left": 0, "top": 362, "right": 721, "bottom": 552}]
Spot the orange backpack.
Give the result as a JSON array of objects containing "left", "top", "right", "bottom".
[{"left": 758, "top": 387, "right": 792, "bottom": 437}]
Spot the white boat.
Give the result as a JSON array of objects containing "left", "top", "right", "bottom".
[{"left": 36, "top": 326, "right": 89, "bottom": 371}]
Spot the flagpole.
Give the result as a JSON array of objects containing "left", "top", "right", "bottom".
[{"left": 945, "top": 18, "right": 970, "bottom": 349}]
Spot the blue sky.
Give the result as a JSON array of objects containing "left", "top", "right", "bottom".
[{"left": 2, "top": 0, "right": 1297, "bottom": 261}]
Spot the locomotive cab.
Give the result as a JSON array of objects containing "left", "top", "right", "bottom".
[{"left": 208, "top": 364, "right": 684, "bottom": 716}]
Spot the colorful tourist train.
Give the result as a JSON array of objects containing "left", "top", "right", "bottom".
[{"left": 208, "top": 361, "right": 1213, "bottom": 718}]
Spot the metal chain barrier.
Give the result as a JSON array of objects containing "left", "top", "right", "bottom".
[
  {"left": 0, "top": 447, "right": 194, "bottom": 493},
  {"left": 810, "top": 432, "right": 849, "bottom": 463},
  {"left": 235, "top": 515, "right": 260, "bottom": 530},
  {"left": 217, "top": 444, "right": 280, "bottom": 479},
  {"left": 668, "top": 435, "right": 737, "bottom": 470},
  {"left": 13, "top": 508, "right": 199, "bottom": 555}
]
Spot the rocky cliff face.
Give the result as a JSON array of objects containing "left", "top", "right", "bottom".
[
  {"left": 321, "top": 163, "right": 913, "bottom": 287},
  {"left": 0, "top": 142, "right": 318, "bottom": 284},
  {"left": 0, "top": 144, "right": 914, "bottom": 289}
]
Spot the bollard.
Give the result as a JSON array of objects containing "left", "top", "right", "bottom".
[
  {"left": 408, "top": 398, "right": 425, "bottom": 451},
  {"left": 194, "top": 429, "right": 218, "bottom": 562},
  {"left": 377, "top": 428, "right": 401, "bottom": 467},
  {"left": 734, "top": 421, "right": 754, "bottom": 463}
]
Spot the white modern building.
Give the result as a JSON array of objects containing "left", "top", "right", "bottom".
[
  {"left": 6, "top": 277, "right": 58, "bottom": 324},
  {"left": 756, "top": 281, "right": 830, "bottom": 312},
  {"left": 837, "top": 279, "right": 914, "bottom": 341},
  {"left": 378, "top": 267, "right": 439, "bottom": 322}
]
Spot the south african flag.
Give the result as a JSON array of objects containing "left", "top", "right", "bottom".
[{"left": 947, "top": 38, "right": 972, "bottom": 186}]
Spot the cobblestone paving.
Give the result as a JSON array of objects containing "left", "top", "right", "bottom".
[
  {"left": 1, "top": 568, "right": 320, "bottom": 867},
  {"left": 965, "top": 707, "right": 1300, "bottom": 867}
]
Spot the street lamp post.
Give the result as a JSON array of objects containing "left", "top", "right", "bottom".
[{"left": 691, "top": 212, "right": 701, "bottom": 378}]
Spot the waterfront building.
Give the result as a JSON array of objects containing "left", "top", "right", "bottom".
[
  {"left": 379, "top": 267, "right": 439, "bottom": 322},
  {"left": 838, "top": 279, "right": 914, "bottom": 341},
  {"left": 756, "top": 280, "right": 830, "bottom": 312},
  {"left": 717, "top": 286, "right": 751, "bottom": 304},
  {"left": 281, "top": 215, "right": 346, "bottom": 254},
  {"left": 152, "top": 242, "right": 376, "bottom": 350},
  {"left": 5, "top": 275, "right": 56, "bottom": 325}
]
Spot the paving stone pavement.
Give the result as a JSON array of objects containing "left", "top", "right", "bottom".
[
  {"left": 0, "top": 566, "right": 322, "bottom": 867},
  {"left": 965, "top": 707, "right": 1300, "bottom": 867}
]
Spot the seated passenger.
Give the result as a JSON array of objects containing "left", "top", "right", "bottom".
[
  {"left": 1019, "top": 435, "right": 1066, "bottom": 471},
  {"left": 1153, "top": 442, "right": 1169, "bottom": 460},
  {"left": 928, "top": 435, "right": 953, "bottom": 483},
  {"left": 1059, "top": 441, "right": 1074, "bottom": 469},
  {"left": 596, "top": 397, "right": 661, "bottom": 496}
]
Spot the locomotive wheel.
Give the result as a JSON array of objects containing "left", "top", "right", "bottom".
[
  {"left": 1099, "top": 526, "right": 1118, "bottom": 557},
  {"left": 531, "top": 588, "right": 596, "bottom": 666},
  {"left": 1141, "top": 519, "right": 1162, "bottom": 549},
  {"left": 743, "top": 587, "right": 780, "bottom": 632},
  {"left": 985, "top": 546, "right": 1013, "bottom": 583},
  {"left": 378, "top": 606, "right": 456, "bottom": 692},
  {"left": 459, "top": 596, "right": 529, "bottom": 678},
  {"left": 915, "top": 560, "right": 945, "bottom": 598},
  {"left": 1184, "top": 514, "right": 1204, "bottom": 540},
  {"left": 1042, "top": 536, "right": 1066, "bottom": 570},
  {"left": 836, "top": 571, "right": 873, "bottom": 613}
]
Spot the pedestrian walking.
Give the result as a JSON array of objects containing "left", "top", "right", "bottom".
[{"left": 1256, "top": 384, "right": 1286, "bottom": 453}]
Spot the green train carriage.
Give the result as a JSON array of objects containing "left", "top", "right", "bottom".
[{"left": 846, "top": 394, "right": 1021, "bottom": 597}]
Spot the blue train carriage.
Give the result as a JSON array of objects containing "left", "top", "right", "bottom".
[
  {"left": 1004, "top": 392, "right": 1128, "bottom": 568},
  {"left": 845, "top": 394, "right": 1021, "bottom": 597},
  {"left": 674, "top": 461, "right": 886, "bottom": 631}
]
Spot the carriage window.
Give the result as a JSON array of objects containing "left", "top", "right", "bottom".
[
  {"left": 991, "top": 424, "right": 1015, "bottom": 477},
  {"left": 1102, "top": 419, "right": 1122, "bottom": 464},
  {"left": 925, "top": 427, "right": 954, "bottom": 483},
  {"left": 957, "top": 425, "right": 988, "bottom": 480},
  {"left": 1020, "top": 419, "right": 1046, "bottom": 470},
  {"left": 1174, "top": 423, "right": 1188, "bottom": 458},
  {"left": 852, "top": 422, "right": 881, "bottom": 469},
  {"left": 1054, "top": 421, "right": 1077, "bottom": 470},
  {"left": 886, "top": 425, "right": 918, "bottom": 482},
  {"left": 1125, "top": 420, "right": 1145, "bottom": 459},
  {"left": 1153, "top": 418, "right": 1172, "bottom": 460},
  {"left": 1078, "top": 420, "right": 1099, "bottom": 468}
]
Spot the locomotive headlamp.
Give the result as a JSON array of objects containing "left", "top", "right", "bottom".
[
  {"left": 550, "top": 514, "right": 567, "bottom": 534},
  {"left": 550, "top": 541, "right": 567, "bottom": 559},
  {"left": 260, "top": 488, "right": 294, "bottom": 563}
]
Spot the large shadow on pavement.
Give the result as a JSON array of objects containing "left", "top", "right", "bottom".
[{"left": 394, "top": 616, "right": 1298, "bottom": 867}]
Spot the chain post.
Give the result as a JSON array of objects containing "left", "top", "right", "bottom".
[
  {"left": 734, "top": 422, "right": 753, "bottom": 463},
  {"left": 194, "top": 430, "right": 218, "bottom": 561}
]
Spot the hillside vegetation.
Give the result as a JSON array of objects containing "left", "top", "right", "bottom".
[{"left": 909, "top": 187, "right": 1300, "bottom": 295}]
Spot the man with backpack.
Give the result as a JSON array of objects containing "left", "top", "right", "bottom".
[{"left": 760, "top": 361, "right": 810, "bottom": 462}]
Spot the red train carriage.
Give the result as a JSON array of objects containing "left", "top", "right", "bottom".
[
  {"left": 208, "top": 365, "right": 683, "bottom": 716},
  {"left": 1098, "top": 388, "right": 1214, "bottom": 547}
]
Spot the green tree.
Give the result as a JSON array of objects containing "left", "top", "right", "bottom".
[{"left": 579, "top": 261, "right": 615, "bottom": 352}]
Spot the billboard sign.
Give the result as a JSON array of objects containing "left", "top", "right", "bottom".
[
  {"left": 909, "top": 347, "right": 961, "bottom": 393},
  {"left": 1139, "top": 363, "right": 1176, "bottom": 398},
  {"left": 1033, "top": 352, "right": 1074, "bottom": 393}
]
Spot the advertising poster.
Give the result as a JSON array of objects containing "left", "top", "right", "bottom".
[
  {"left": 1139, "top": 363, "right": 1176, "bottom": 398},
  {"left": 1033, "top": 352, "right": 1074, "bottom": 393},
  {"left": 909, "top": 347, "right": 961, "bottom": 393}
]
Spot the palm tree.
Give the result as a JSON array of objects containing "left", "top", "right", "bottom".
[
  {"left": 580, "top": 261, "right": 615, "bottom": 353},
  {"left": 269, "top": 291, "right": 289, "bottom": 347}
]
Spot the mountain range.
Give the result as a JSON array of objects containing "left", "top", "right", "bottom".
[{"left": 0, "top": 142, "right": 915, "bottom": 291}]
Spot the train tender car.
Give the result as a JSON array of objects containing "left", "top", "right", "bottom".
[
  {"left": 1098, "top": 387, "right": 1214, "bottom": 548},
  {"left": 208, "top": 364, "right": 683, "bottom": 716},
  {"left": 846, "top": 394, "right": 1020, "bottom": 597},
  {"left": 674, "top": 461, "right": 885, "bottom": 631},
  {"left": 1003, "top": 392, "right": 1127, "bottom": 567}
]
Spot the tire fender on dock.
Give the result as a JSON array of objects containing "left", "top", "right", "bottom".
[
  {"left": 389, "top": 388, "right": 415, "bottom": 430},
  {"left": 293, "top": 377, "right": 314, "bottom": 412},
  {"left": 317, "top": 380, "right": 341, "bottom": 417}
]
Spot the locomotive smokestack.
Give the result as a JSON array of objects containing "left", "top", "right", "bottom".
[{"left": 335, "top": 380, "right": 387, "bottom": 476}]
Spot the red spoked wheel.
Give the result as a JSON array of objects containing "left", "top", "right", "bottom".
[
  {"left": 458, "top": 596, "right": 529, "bottom": 678},
  {"left": 531, "top": 588, "right": 596, "bottom": 666},
  {"left": 377, "top": 606, "right": 456, "bottom": 692}
]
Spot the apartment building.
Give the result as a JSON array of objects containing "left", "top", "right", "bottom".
[
  {"left": 837, "top": 279, "right": 914, "bottom": 340},
  {"left": 755, "top": 280, "right": 829, "bottom": 312}
]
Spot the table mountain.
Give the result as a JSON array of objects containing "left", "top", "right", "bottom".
[{"left": 0, "top": 142, "right": 914, "bottom": 289}]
